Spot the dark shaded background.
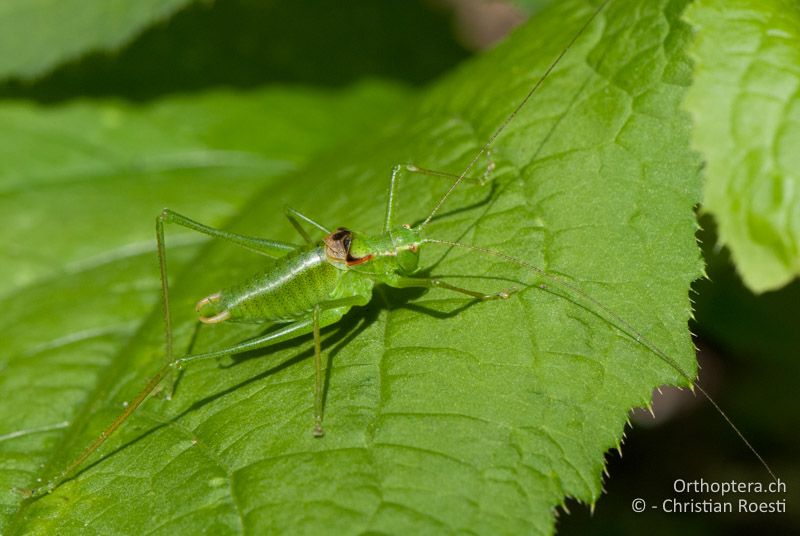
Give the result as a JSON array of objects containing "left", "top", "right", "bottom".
[
  {"left": 7, "top": 0, "right": 795, "bottom": 533},
  {"left": 559, "top": 214, "right": 799, "bottom": 535},
  {"left": 0, "top": 0, "right": 470, "bottom": 102}
]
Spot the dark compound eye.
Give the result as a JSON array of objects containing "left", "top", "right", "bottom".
[{"left": 331, "top": 227, "right": 351, "bottom": 242}]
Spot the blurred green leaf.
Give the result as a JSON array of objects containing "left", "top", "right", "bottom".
[
  {"left": 3, "top": 0, "right": 703, "bottom": 534},
  {"left": 684, "top": 0, "right": 800, "bottom": 292},
  {"left": 0, "top": 0, "right": 195, "bottom": 81},
  {"left": 1, "top": 0, "right": 469, "bottom": 102}
]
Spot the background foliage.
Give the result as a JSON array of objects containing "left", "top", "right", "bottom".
[
  {"left": 684, "top": 0, "right": 800, "bottom": 292},
  {"left": 0, "top": 0, "right": 797, "bottom": 534}
]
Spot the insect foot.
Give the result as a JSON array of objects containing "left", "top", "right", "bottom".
[
  {"left": 313, "top": 422, "right": 324, "bottom": 438},
  {"left": 490, "top": 287, "right": 517, "bottom": 300},
  {"left": 15, "top": 486, "right": 34, "bottom": 499},
  {"left": 479, "top": 149, "right": 495, "bottom": 186}
]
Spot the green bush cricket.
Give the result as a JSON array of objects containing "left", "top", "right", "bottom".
[{"left": 22, "top": 0, "right": 778, "bottom": 501}]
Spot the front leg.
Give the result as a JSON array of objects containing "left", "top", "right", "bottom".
[{"left": 383, "top": 152, "right": 495, "bottom": 232}]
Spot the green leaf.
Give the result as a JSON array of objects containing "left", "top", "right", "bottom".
[
  {"left": 3, "top": 1, "right": 702, "bottom": 534},
  {"left": 0, "top": 81, "right": 410, "bottom": 531},
  {"left": 683, "top": 0, "right": 800, "bottom": 292},
  {"left": 0, "top": 0, "right": 194, "bottom": 81}
]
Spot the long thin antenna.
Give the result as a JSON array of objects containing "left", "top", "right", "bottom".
[
  {"left": 424, "top": 237, "right": 778, "bottom": 482},
  {"left": 420, "top": 0, "right": 613, "bottom": 229}
]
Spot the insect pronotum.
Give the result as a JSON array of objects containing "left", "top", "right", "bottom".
[{"left": 23, "top": 0, "right": 777, "bottom": 501}]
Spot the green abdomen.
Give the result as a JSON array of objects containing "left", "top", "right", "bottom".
[{"left": 220, "top": 246, "right": 342, "bottom": 322}]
